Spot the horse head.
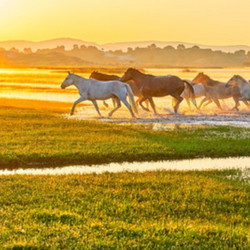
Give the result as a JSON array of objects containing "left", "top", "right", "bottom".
[
  {"left": 121, "top": 68, "right": 138, "bottom": 82},
  {"left": 192, "top": 72, "right": 210, "bottom": 85},
  {"left": 226, "top": 75, "right": 243, "bottom": 88},
  {"left": 61, "top": 72, "right": 75, "bottom": 89}
]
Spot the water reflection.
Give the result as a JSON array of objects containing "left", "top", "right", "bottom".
[{"left": 0, "top": 157, "right": 249, "bottom": 176}]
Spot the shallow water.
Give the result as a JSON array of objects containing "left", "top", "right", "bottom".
[
  {"left": 1, "top": 67, "right": 250, "bottom": 102},
  {"left": 64, "top": 106, "right": 250, "bottom": 128},
  {"left": 1, "top": 67, "right": 250, "bottom": 127},
  {"left": 0, "top": 157, "right": 249, "bottom": 176}
]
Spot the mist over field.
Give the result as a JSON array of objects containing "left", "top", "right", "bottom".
[{"left": 1, "top": 38, "right": 250, "bottom": 67}]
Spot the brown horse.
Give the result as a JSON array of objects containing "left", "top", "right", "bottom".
[
  {"left": 90, "top": 71, "right": 120, "bottom": 81},
  {"left": 90, "top": 71, "right": 149, "bottom": 110},
  {"left": 121, "top": 68, "right": 196, "bottom": 114},
  {"left": 192, "top": 72, "right": 244, "bottom": 110}
]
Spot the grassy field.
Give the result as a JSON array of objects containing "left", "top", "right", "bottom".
[
  {"left": 0, "top": 102, "right": 250, "bottom": 169},
  {"left": 0, "top": 170, "right": 249, "bottom": 248},
  {"left": 1, "top": 98, "right": 249, "bottom": 248}
]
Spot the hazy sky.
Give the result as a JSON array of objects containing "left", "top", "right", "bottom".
[{"left": 0, "top": 0, "right": 250, "bottom": 45}]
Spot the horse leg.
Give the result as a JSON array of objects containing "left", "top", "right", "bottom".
[
  {"left": 212, "top": 98, "right": 222, "bottom": 110},
  {"left": 70, "top": 96, "right": 86, "bottom": 115},
  {"left": 198, "top": 97, "right": 209, "bottom": 109},
  {"left": 232, "top": 97, "right": 239, "bottom": 111},
  {"left": 108, "top": 99, "right": 121, "bottom": 117},
  {"left": 91, "top": 100, "right": 102, "bottom": 117},
  {"left": 243, "top": 100, "right": 250, "bottom": 108},
  {"left": 202, "top": 99, "right": 212, "bottom": 108},
  {"left": 103, "top": 101, "right": 109, "bottom": 108},
  {"left": 148, "top": 97, "right": 159, "bottom": 115},
  {"left": 135, "top": 98, "right": 140, "bottom": 107},
  {"left": 112, "top": 97, "right": 116, "bottom": 108},
  {"left": 145, "top": 99, "right": 150, "bottom": 109},
  {"left": 139, "top": 97, "right": 150, "bottom": 112},
  {"left": 170, "top": 94, "right": 183, "bottom": 114},
  {"left": 185, "top": 97, "right": 191, "bottom": 107},
  {"left": 120, "top": 98, "right": 135, "bottom": 118}
]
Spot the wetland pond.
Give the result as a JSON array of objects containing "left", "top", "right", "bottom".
[
  {"left": 0, "top": 157, "right": 249, "bottom": 176},
  {"left": 1, "top": 68, "right": 249, "bottom": 176}
]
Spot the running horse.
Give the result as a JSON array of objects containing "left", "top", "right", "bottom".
[
  {"left": 61, "top": 72, "right": 138, "bottom": 117},
  {"left": 226, "top": 75, "right": 250, "bottom": 101},
  {"left": 192, "top": 72, "right": 245, "bottom": 110},
  {"left": 90, "top": 71, "right": 149, "bottom": 110},
  {"left": 181, "top": 79, "right": 206, "bottom": 107},
  {"left": 120, "top": 68, "right": 197, "bottom": 114}
]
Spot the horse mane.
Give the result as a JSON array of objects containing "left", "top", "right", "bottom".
[
  {"left": 90, "top": 71, "right": 120, "bottom": 80},
  {"left": 234, "top": 74, "right": 249, "bottom": 83},
  {"left": 128, "top": 68, "right": 154, "bottom": 77},
  {"left": 199, "top": 73, "right": 225, "bottom": 86},
  {"left": 235, "top": 74, "right": 244, "bottom": 80},
  {"left": 200, "top": 73, "right": 211, "bottom": 81}
]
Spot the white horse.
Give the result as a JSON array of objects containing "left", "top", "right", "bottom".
[
  {"left": 226, "top": 75, "right": 250, "bottom": 101},
  {"left": 181, "top": 80, "right": 206, "bottom": 107},
  {"left": 61, "top": 72, "right": 138, "bottom": 117}
]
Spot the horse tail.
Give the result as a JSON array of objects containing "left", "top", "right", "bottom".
[
  {"left": 125, "top": 84, "right": 138, "bottom": 114},
  {"left": 183, "top": 80, "right": 197, "bottom": 108}
]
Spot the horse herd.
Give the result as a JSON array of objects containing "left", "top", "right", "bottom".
[{"left": 60, "top": 68, "right": 250, "bottom": 118}]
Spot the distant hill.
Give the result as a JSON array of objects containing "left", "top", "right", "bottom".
[
  {"left": 1, "top": 38, "right": 250, "bottom": 68},
  {"left": 102, "top": 41, "right": 250, "bottom": 53},
  {"left": 0, "top": 38, "right": 98, "bottom": 51},
  {"left": 0, "top": 38, "right": 250, "bottom": 53}
]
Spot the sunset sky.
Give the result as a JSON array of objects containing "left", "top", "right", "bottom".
[{"left": 0, "top": 0, "right": 250, "bottom": 45}]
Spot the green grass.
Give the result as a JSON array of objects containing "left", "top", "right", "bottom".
[
  {"left": 1, "top": 105, "right": 249, "bottom": 248},
  {"left": 0, "top": 106, "right": 249, "bottom": 169},
  {"left": 0, "top": 170, "right": 249, "bottom": 248}
]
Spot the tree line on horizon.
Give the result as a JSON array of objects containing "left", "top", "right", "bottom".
[{"left": 0, "top": 43, "right": 250, "bottom": 68}]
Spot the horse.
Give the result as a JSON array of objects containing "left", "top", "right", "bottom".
[
  {"left": 192, "top": 72, "right": 242, "bottom": 110},
  {"left": 89, "top": 71, "right": 149, "bottom": 110},
  {"left": 89, "top": 71, "right": 120, "bottom": 107},
  {"left": 61, "top": 72, "right": 138, "bottom": 118},
  {"left": 181, "top": 80, "right": 206, "bottom": 107},
  {"left": 120, "top": 68, "right": 196, "bottom": 114},
  {"left": 226, "top": 75, "right": 250, "bottom": 101}
]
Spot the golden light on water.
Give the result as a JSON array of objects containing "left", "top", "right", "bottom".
[{"left": 0, "top": 67, "right": 249, "bottom": 120}]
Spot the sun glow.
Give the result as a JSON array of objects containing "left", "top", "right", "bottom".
[{"left": 0, "top": 0, "right": 250, "bottom": 45}]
